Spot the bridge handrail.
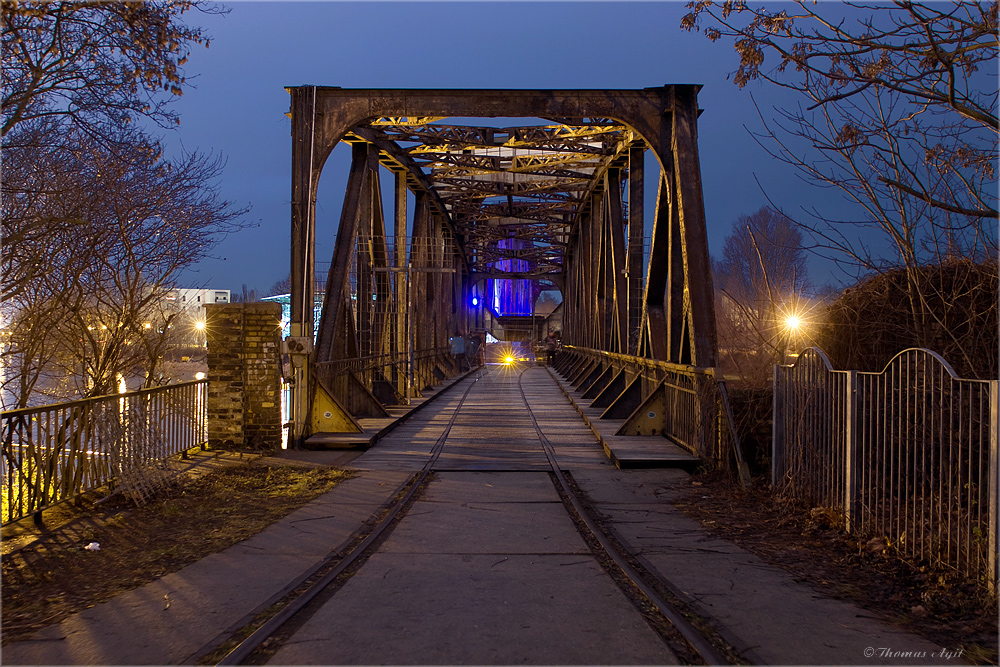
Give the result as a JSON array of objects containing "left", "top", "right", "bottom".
[
  {"left": 314, "top": 346, "right": 451, "bottom": 369},
  {"left": 1, "top": 380, "right": 208, "bottom": 525},
  {"left": 560, "top": 345, "right": 717, "bottom": 378},
  {"left": 0, "top": 379, "right": 210, "bottom": 418}
]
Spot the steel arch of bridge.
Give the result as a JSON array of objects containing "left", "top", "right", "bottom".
[{"left": 286, "top": 87, "right": 719, "bottom": 451}]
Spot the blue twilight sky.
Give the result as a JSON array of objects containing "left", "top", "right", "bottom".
[{"left": 164, "top": 0, "right": 857, "bottom": 295}]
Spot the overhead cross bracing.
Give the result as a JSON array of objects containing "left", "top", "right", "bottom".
[
  {"left": 346, "top": 119, "right": 637, "bottom": 283},
  {"left": 286, "top": 87, "right": 720, "bottom": 457}
]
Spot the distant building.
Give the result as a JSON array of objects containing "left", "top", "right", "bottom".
[
  {"left": 164, "top": 288, "right": 231, "bottom": 346},
  {"left": 166, "top": 288, "right": 231, "bottom": 308}
]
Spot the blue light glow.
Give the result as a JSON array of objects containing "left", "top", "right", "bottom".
[{"left": 487, "top": 238, "right": 533, "bottom": 316}]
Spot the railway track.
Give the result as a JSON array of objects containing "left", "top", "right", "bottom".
[{"left": 197, "top": 364, "right": 736, "bottom": 666}]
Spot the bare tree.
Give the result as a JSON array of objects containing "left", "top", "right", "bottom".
[
  {"left": 2, "top": 125, "right": 248, "bottom": 405},
  {"left": 231, "top": 285, "right": 262, "bottom": 303},
  {"left": 683, "top": 1, "right": 998, "bottom": 369},
  {"left": 681, "top": 2, "right": 997, "bottom": 206},
  {"left": 2, "top": 1, "right": 217, "bottom": 139},
  {"left": 1, "top": 0, "right": 224, "bottom": 303},
  {"left": 266, "top": 275, "right": 292, "bottom": 297},
  {"left": 714, "top": 207, "right": 812, "bottom": 386},
  {"left": 1, "top": 2, "right": 251, "bottom": 406}
]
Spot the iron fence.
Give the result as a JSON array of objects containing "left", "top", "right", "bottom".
[
  {"left": 1, "top": 380, "right": 208, "bottom": 525},
  {"left": 773, "top": 347, "right": 998, "bottom": 587}
]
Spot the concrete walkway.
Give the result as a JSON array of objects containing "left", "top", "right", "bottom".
[
  {"left": 3, "top": 366, "right": 961, "bottom": 666},
  {"left": 267, "top": 470, "right": 678, "bottom": 666}
]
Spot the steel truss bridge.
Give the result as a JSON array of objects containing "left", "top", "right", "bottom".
[{"left": 286, "top": 87, "right": 726, "bottom": 459}]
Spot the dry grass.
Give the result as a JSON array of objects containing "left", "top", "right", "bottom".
[
  {"left": 675, "top": 470, "right": 998, "bottom": 666},
  {"left": 1, "top": 460, "right": 351, "bottom": 645}
]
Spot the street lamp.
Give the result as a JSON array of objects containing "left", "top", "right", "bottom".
[{"left": 780, "top": 310, "right": 806, "bottom": 363}]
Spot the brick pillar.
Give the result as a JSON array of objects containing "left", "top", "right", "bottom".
[{"left": 205, "top": 302, "right": 283, "bottom": 449}]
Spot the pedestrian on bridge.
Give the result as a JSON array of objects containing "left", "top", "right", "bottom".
[{"left": 545, "top": 332, "right": 559, "bottom": 366}]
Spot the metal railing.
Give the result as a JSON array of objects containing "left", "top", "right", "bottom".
[
  {"left": 774, "top": 347, "right": 998, "bottom": 587},
  {"left": 558, "top": 346, "right": 731, "bottom": 462},
  {"left": 314, "top": 346, "right": 456, "bottom": 402},
  {"left": 1, "top": 380, "right": 208, "bottom": 525}
]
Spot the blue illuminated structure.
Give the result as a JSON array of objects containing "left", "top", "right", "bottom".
[{"left": 488, "top": 238, "right": 533, "bottom": 316}]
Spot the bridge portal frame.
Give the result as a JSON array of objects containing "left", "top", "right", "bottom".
[{"left": 287, "top": 87, "right": 719, "bottom": 448}]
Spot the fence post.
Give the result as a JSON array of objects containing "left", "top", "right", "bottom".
[
  {"left": 989, "top": 380, "right": 998, "bottom": 589},
  {"left": 771, "top": 363, "right": 784, "bottom": 487},
  {"left": 844, "top": 370, "right": 858, "bottom": 532}
]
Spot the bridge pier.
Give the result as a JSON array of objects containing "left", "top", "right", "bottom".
[{"left": 204, "top": 302, "right": 284, "bottom": 449}]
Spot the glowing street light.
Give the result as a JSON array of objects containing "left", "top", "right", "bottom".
[
  {"left": 785, "top": 314, "right": 802, "bottom": 332},
  {"left": 195, "top": 321, "right": 206, "bottom": 331}
]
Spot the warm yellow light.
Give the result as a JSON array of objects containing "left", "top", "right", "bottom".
[
  {"left": 195, "top": 372, "right": 206, "bottom": 380},
  {"left": 785, "top": 315, "right": 802, "bottom": 331},
  {"left": 505, "top": 356, "right": 515, "bottom": 365},
  {"left": 195, "top": 321, "right": 206, "bottom": 330},
  {"left": 143, "top": 322, "right": 152, "bottom": 329}
]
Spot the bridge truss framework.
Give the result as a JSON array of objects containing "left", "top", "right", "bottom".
[{"left": 286, "top": 87, "right": 720, "bottom": 455}]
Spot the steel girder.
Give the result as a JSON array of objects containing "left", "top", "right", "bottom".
[{"left": 287, "top": 87, "right": 718, "bottom": 447}]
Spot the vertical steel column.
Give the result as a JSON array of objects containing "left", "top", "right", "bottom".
[
  {"left": 597, "top": 192, "right": 611, "bottom": 351},
  {"left": 357, "top": 159, "right": 375, "bottom": 359},
  {"left": 671, "top": 86, "right": 718, "bottom": 368},
  {"left": 563, "top": 229, "right": 578, "bottom": 344},
  {"left": 627, "top": 145, "right": 644, "bottom": 355},
  {"left": 288, "top": 87, "right": 318, "bottom": 447},
  {"left": 643, "top": 175, "right": 672, "bottom": 361},
  {"left": 665, "top": 164, "right": 687, "bottom": 364},
  {"left": 412, "top": 195, "right": 431, "bottom": 353},
  {"left": 606, "top": 170, "right": 628, "bottom": 354},
  {"left": 588, "top": 194, "right": 601, "bottom": 348},
  {"left": 393, "top": 171, "right": 408, "bottom": 400},
  {"left": 369, "top": 169, "right": 392, "bottom": 361}
]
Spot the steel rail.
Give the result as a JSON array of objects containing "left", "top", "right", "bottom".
[
  {"left": 515, "top": 369, "right": 729, "bottom": 666},
  {"left": 210, "top": 364, "right": 729, "bottom": 665},
  {"left": 211, "top": 370, "right": 484, "bottom": 666}
]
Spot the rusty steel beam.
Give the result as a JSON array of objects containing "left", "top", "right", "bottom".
[
  {"left": 627, "top": 144, "right": 644, "bottom": 355},
  {"left": 671, "top": 86, "right": 718, "bottom": 368},
  {"left": 605, "top": 170, "right": 628, "bottom": 354},
  {"left": 315, "top": 142, "right": 371, "bottom": 363}
]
